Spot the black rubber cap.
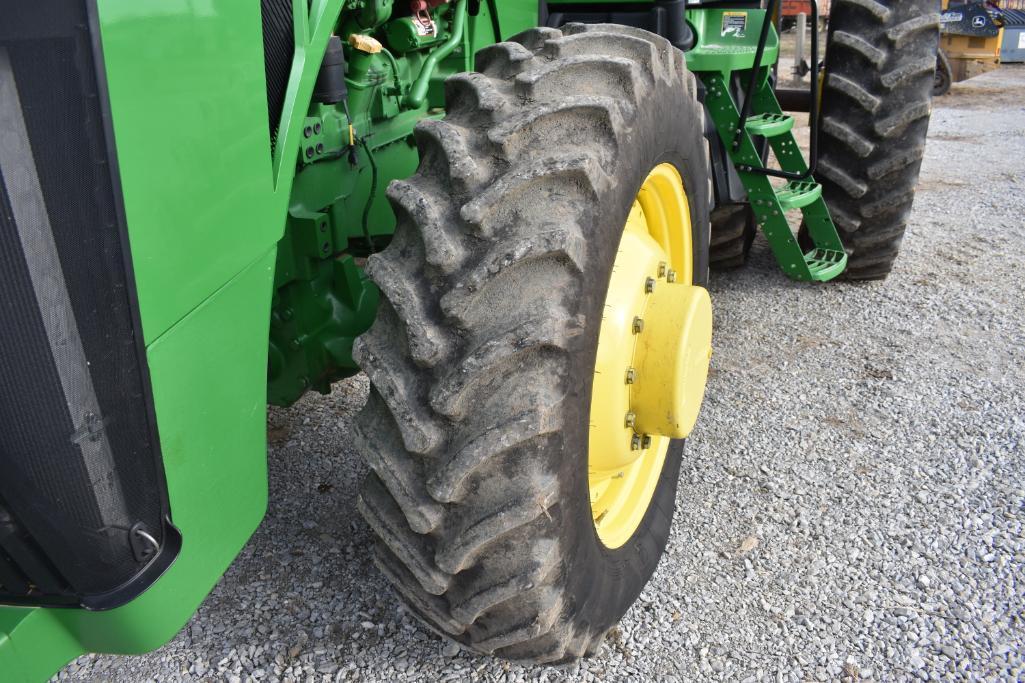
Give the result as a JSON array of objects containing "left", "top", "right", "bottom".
[{"left": 313, "top": 35, "right": 347, "bottom": 104}]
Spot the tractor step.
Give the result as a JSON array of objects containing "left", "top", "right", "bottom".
[
  {"left": 745, "top": 113, "right": 794, "bottom": 138},
  {"left": 775, "top": 180, "right": 821, "bottom": 210},
  {"left": 697, "top": 70, "right": 849, "bottom": 282},
  {"left": 804, "top": 248, "right": 848, "bottom": 282}
]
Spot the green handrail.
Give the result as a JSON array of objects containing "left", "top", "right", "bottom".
[{"left": 404, "top": 0, "right": 467, "bottom": 109}]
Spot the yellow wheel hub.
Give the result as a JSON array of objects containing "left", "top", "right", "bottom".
[{"left": 588, "top": 163, "right": 713, "bottom": 549}]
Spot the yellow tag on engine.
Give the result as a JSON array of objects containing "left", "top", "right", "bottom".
[{"left": 348, "top": 34, "right": 383, "bottom": 54}]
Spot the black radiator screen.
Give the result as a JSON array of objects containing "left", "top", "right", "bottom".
[
  {"left": 262, "top": 0, "right": 296, "bottom": 151},
  {"left": 0, "top": 0, "right": 177, "bottom": 609}
]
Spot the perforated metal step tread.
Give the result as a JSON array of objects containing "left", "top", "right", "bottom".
[
  {"left": 745, "top": 113, "right": 794, "bottom": 138},
  {"left": 775, "top": 180, "right": 821, "bottom": 210},
  {"left": 804, "top": 248, "right": 848, "bottom": 282}
]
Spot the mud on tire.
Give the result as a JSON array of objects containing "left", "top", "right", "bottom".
[{"left": 352, "top": 24, "right": 710, "bottom": 663}]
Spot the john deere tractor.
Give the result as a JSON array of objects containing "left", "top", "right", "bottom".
[{"left": 0, "top": 0, "right": 939, "bottom": 677}]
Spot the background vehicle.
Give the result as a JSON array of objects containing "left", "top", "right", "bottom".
[
  {"left": 935, "top": 0, "right": 1005, "bottom": 95},
  {"left": 781, "top": 0, "right": 830, "bottom": 30},
  {"left": 0, "top": 0, "right": 939, "bottom": 678}
]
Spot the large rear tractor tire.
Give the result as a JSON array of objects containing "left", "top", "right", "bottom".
[
  {"left": 709, "top": 204, "right": 756, "bottom": 270},
  {"left": 353, "top": 24, "right": 711, "bottom": 663},
  {"left": 813, "top": 0, "right": 941, "bottom": 279}
]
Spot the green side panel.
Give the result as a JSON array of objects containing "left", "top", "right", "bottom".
[
  {"left": 491, "top": 1, "right": 540, "bottom": 39},
  {"left": 685, "top": 8, "right": 779, "bottom": 73},
  {"left": 98, "top": 0, "right": 281, "bottom": 343},
  {"left": 467, "top": 0, "right": 507, "bottom": 52},
  {"left": 0, "top": 251, "right": 277, "bottom": 681},
  {"left": 0, "top": 610, "right": 81, "bottom": 683}
]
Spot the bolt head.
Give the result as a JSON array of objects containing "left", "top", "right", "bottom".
[
  {"left": 630, "top": 434, "right": 642, "bottom": 451},
  {"left": 666, "top": 270, "right": 677, "bottom": 283},
  {"left": 624, "top": 412, "right": 636, "bottom": 428},
  {"left": 645, "top": 277, "right": 656, "bottom": 294},
  {"left": 641, "top": 434, "right": 652, "bottom": 449},
  {"left": 658, "top": 262, "right": 667, "bottom": 278},
  {"left": 632, "top": 317, "right": 644, "bottom": 334},
  {"left": 625, "top": 367, "right": 636, "bottom": 385}
]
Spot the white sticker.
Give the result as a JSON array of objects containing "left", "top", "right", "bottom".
[
  {"left": 941, "top": 11, "right": 963, "bottom": 23},
  {"left": 1019, "top": 31, "right": 1025, "bottom": 50}
]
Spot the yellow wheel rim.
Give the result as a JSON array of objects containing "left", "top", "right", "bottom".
[{"left": 588, "top": 163, "right": 713, "bottom": 549}]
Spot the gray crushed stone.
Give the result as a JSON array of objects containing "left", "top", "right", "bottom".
[{"left": 60, "top": 66, "right": 1025, "bottom": 682}]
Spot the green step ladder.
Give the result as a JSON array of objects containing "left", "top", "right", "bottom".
[{"left": 687, "top": 7, "right": 847, "bottom": 283}]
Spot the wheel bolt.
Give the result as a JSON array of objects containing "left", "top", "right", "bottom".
[
  {"left": 641, "top": 434, "right": 652, "bottom": 449},
  {"left": 625, "top": 367, "right": 636, "bottom": 384},
  {"left": 632, "top": 317, "right": 644, "bottom": 334},
  {"left": 658, "top": 262, "right": 667, "bottom": 278},
  {"left": 645, "top": 277, "right": 656, "bottom": 294},
  {"left": 667, "top": 269, "right": 677, "bottom": 283},
  {"left": 630, "top": 434, "right": 642, "bottom": 451},
  {"left": 624, "top": 412, "right": 636, "bottom": 428}
]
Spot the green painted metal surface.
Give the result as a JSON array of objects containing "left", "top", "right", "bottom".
[
  {"left": 776, "top": 180, "right": 823, "bottom": 210},
  {"left": 699, "top": 68, "right": 847, "bottom": 282},
  {"left": 97, "top": 0, "right": 282, "bottom": 344},
  {"left": 269, "top": 0, "right": 491, "bottom": 404},
  {"left": 685, "top": 7, "right": 780, "bottom": 73},
  {"left": 745, "top": 112, "right": 794, "bottom": 138}
]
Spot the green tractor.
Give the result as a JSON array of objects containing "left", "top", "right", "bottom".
[{"left": 0, "top": 0, "right": 939, "bottom": 677}]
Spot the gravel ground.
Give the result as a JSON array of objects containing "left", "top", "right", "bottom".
[{"left": 61, "top": 66, "right": 1025, "bottom": 682}]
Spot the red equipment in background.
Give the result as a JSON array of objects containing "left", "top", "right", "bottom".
[{"left": 782, "top": 0, "right": 831, "bottom": 29}]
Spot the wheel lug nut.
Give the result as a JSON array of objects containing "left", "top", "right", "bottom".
[
  {"left": 666, "top": 269, "right": 677, "bottom": 283},
  {"left": 645, "top": 277, "right": 656, "bottom": 294},
  {"left": 625, "top": 412, "right": 636, "bottom": 428},
  {"left": 632, "top": 317, "right": 644, "bottom": 334},
  {"left": 641, "top": 434, "right": 652, "bottom": 449},
  {"left": 625, "top": 367, "right": 636, "bottom": 384},
  {"left": 657, "top": 262, "right": 667, "bottom": 278},
  {"left": 630, "top": 434, "right": 642, "bottom": 451}
]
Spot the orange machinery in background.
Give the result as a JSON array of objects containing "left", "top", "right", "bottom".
[
  {"left": 936, "top": 0, "right": 1005, "bottom": 95},
  {"left": 780, "top": 1, "right": 830, "bottom": 30}
]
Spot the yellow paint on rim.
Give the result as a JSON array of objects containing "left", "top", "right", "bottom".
[{"left": 588, "top": 163, "right": 713, "bottom": 549}]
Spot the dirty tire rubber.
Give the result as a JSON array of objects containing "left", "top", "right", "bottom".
[
  {"left": 709, "top": 204, "right": 756, "bottom": 270},
  {"left": 813, "top": 0, "right": 941, "bottom": 280},
  {"left": 352, "top": 24, "right": 710, "bottom": 664},
  {"left": 932, "top": 50, "right": 952, "bottom": 98}
]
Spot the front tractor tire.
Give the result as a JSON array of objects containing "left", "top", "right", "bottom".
[{"left": 353, "top": 24, "right": 711, "bottom": 662}]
